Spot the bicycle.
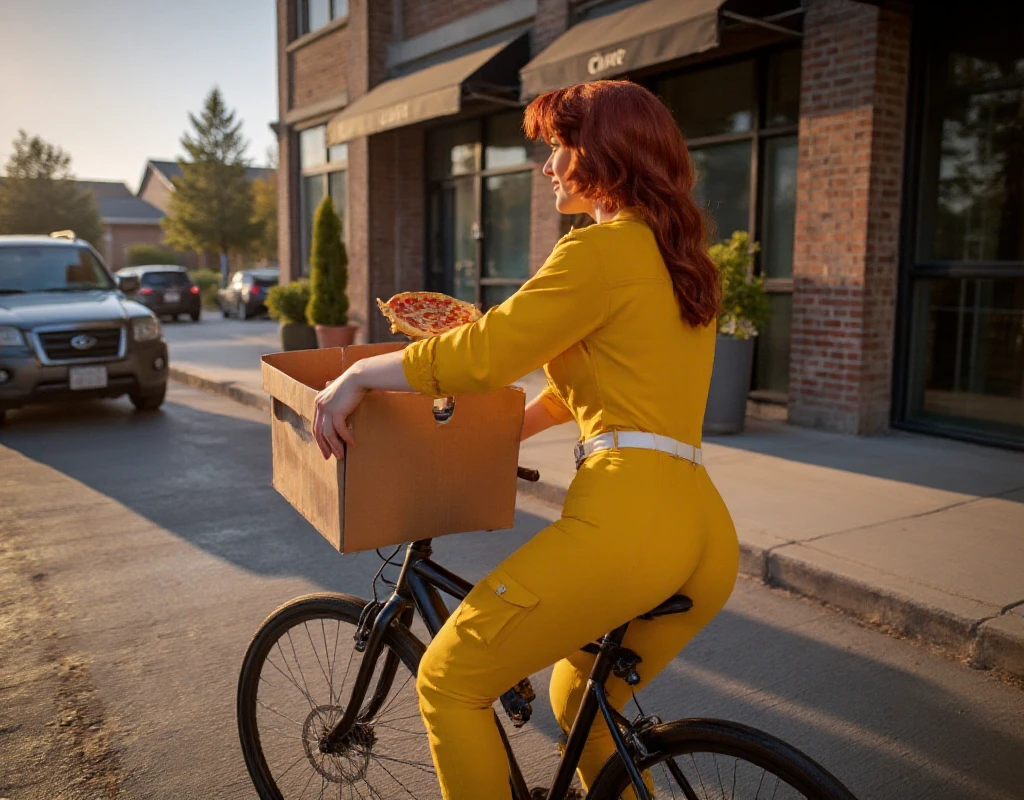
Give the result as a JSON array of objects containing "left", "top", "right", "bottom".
[{"left": 237, "top": 467, "right": 858, "bottom": 800}]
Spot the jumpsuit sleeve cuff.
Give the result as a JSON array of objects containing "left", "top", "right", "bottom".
[
  {"left": 538, "top": 385, "right": 569, "bottom": 418},
  {"left": 402, "top": 337, "right": 445, "bottom": 398}
]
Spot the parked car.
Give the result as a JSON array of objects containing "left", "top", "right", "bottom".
[
  {"left": 0, "top": 231, "right": 168, "bottom": 425},
  {"left": 116, "top": 265, "right": 201, "bottom": 322},
  {"left": 216, "top": 269, "right": 279, "bottom": 320}
]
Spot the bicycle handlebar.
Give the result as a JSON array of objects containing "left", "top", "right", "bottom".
[{"left": 517, "top": 466, "right": 540, "bottom": 482}]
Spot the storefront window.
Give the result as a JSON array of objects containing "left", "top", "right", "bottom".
[
  {"left": 298, "top": 124, "right": 347, "bottom": 274},
  {"left": 902, "top": 7, "right": 1024, "bottom": 445},
  {"left": 690, "top": 143, "right": 751, "bottom": 242},
  {"left": 658, "top": 60, "right": 755, "bottom": 139},
  {"left": 427, "top": 112, "right": 532, "bottom": 309},
  {"left": 906, "top": 277, "right": 1024, "bottom": 440},
  {"left": 654, "top": 50, "right": 800, "bottom": 397}
]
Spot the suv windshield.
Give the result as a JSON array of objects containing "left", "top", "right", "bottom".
[
  {"left": 0, "top": 246, "right": 115, "bottom": 293},
  {"left": 141, "top": 271, "right": 191, "bottom": 288}
]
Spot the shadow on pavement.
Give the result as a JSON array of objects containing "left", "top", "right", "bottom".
[
  {"left": 705, "top": 419, "right": 1024, "bottom": 502},
  {"left": 3, "top": 396, "right": 1022, "bottom": 800}
]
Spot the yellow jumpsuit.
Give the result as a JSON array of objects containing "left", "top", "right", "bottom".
[{"left": 402, "top": 211, "right": 739, "bottom": 799}]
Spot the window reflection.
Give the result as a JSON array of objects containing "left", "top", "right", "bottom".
[{"left": 656, "top": 61, "right": 755, "bottom": 140}]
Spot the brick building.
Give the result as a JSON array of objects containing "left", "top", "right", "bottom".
[{"left": 274, "top": 0, "right": 1024, "bottom": 448}]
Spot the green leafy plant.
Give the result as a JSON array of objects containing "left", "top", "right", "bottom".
[
  {"left": 266, "top": 279, "right": 311, "bottom": 325},
  {"left": 126, "top": 243, "right": 183, "bottom": 266},
  {"left": 709, "top": 231, "right": 771, "bottom": 340},
  {"left": 306, "top": 195, "right": 349, "bottom": 327}
]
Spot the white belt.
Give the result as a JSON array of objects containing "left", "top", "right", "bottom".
[{"left": 574, "top": 431, "right": 702, "bottom": 470}]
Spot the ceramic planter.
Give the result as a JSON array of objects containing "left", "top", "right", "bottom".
[
  {"left": 703, "top": 335, "right": 755, "bottom": 435},
  {"left": 314, "top": 324, "right": 359, "bottom": 349}
]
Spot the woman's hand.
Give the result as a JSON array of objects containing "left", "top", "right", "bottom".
[
  {"left": 313, "top": 371, "right": 365, "bottom": 460},
  {"left": 312, "top": 350, "right": 416, "bottom": 459}
]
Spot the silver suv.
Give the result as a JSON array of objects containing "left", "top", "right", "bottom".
[{"left": 0, "top": 232, "right": 168, "bottom": 425}]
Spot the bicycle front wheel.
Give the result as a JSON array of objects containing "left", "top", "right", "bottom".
[
  {"left": 237, "top": 593, "right": 440, "bottom": 799},
  {"left": 585, "top": 718, "right": 857, "bottom": 800}
]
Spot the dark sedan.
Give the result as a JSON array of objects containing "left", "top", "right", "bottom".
[
  {"left": 117, "top": 266, "right": 201, "bottom": 322},
  {"left": 216, "top": 269, "right": 278, "bottom": 320}
]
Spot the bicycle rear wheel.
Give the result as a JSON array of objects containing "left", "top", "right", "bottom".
[
  {"left": 237, "top": 593, "right": 440, "bottom": 799},
  {"left": 585, "top": 718, "right": 857, "bottom": 800}
]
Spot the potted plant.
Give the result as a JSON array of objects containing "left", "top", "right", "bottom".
[
  {"left": 266, "top": 279, "right": 318, "bottom": 351},
  {"left": 703, "top": 231, "right": 771, "bottom": 435},
  {"left": 306, "top": 195, "right": 357, "bottom": 348}
]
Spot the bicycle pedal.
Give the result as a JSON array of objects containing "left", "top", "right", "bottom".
[{"left": 500, "top": 678, "right": 535, "bottom": 728}]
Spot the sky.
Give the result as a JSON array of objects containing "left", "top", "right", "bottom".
[{"left": 0, "top": 0, "right": 278, "bottom": 191}]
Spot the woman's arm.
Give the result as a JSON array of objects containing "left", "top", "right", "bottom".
[{"left": 521, "top": 395, "right": 571, "bottom": 442}]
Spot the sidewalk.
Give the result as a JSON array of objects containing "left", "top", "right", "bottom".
[{"left": 164, "top": 328, "right": 1024, "bottom": 680}]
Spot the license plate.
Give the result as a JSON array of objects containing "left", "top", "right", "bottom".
[
  {"left": 68, "top": 365, "right": 108, "bottom": 391},
  {"left": 164, "top": 291, "right": 180, "bottom": 303}
]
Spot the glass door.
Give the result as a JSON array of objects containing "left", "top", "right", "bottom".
[{"left": 427, "top": 112, "right": 532, "bottom": 310}]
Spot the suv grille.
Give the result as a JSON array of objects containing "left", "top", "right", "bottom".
[{"left": 37, "top": 327, "right": 123, "bottom": 362}]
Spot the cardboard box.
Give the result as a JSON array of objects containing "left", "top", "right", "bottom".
[{"left": 262, "top": 343, "right": 525, "bottom": 553}]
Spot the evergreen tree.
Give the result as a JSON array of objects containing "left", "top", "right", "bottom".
[
  {"left": 250, "top": 170, "right": 278, "bottom": 264},
  {"left": 162, "top": 88, "right": 257, "bottom": 284},
  {"left": 0, "top": 131, "right": 102, "bottom": 246},
  {"left": 306, "top": 195, "right": 349, "bottom": 326}
]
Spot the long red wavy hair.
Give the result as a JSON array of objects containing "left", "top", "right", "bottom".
[{"left": 524, "top": 80, "right": 720, "bottom": 328}]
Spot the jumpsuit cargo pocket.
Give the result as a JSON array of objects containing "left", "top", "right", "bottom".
[{"left": 453, "top": 568, "right": 539, "bottom": 650}]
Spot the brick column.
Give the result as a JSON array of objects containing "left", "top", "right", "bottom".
[
  {"left": 345, "top": 0, "right": 393, "bottom": 342},
  {"left": 788, "top": 0, "right": 911, "bottom": 434},
  {"left": 276, "top": 0, "right": 302, "bottom": 283},
  {"left": 528, "top": 0, "right": 572, "bottom": 275}
]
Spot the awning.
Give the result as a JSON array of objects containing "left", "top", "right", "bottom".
[
  {"left": 520, "top": 0, "right": 725, "bottom": 99},
  {"left": 327, "top": 36, "right": 527, "bottom": 144}
]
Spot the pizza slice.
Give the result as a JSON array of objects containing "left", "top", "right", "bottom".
[{"left": 376, "top": 292, "right": 482, "bottom": 339}]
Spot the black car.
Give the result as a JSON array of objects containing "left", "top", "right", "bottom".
[
  {"left": 216, "top": 269, "right": 279, "bottom": 320},
  {"left": 116, "top": 265, "right": 201, "bottom": 322},
  {"left": 0, "top": 232, "right": 168, "bottom": 425}
]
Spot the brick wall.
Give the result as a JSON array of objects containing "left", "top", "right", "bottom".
[
  {"left": 105, "top": 224, "right": 166, "bottom": 271},
  {"left": 277, "top": 2, "right": 301, "bottom": 282},
  {"left": 290, "top": 25, "right": 349, "bottom": 109},
  {"left": 788, "top": 0, "right": 911, "bottom": 434},
  {"left": 401, "top": 0, "right": 508, "bottom": 40}
]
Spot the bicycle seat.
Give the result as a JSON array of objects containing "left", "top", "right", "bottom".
[{"left": 636, "top": 594, "right": 693, "bottom": 620}]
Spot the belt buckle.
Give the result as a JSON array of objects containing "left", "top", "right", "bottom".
[{"left": 574, "top": 441, "right": 585, "bottom": 471}]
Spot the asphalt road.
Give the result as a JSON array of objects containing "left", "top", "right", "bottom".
[{"left": 1, "top": 386, "right": 1022, "bottom": 800}]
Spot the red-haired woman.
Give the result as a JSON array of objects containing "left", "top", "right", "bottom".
[{"left": 313, "top": 80, "right": 739, "bottom": 799}]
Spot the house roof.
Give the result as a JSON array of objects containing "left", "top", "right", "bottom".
[
  {"left": 146, "top": 159, "right": 274, "bottom": 186},
  {"left": 0, "top": 177, "right": 164, "bottom": 225},
  {"left": 74, "top": 180, "right": 164, "bottom": 223}
]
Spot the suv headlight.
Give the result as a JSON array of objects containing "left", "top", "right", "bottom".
[
  {"left": 132, "top": 317, "right": 162, "bottom": 342},
  {"left": 0, "top": 326, "right": 25, "bottom": 347}
]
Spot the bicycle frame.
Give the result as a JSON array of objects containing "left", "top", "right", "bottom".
[{"left": 322, "top": 538, "right": 654, "bottom": 800}]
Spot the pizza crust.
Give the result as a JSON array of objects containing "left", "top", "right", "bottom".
[{"left": 376, "top": 292, "right": 481, "bottom": 339}]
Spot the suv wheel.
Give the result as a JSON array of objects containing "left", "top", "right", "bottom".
[{"left": 130, "top": 385, "right": 167, "bottom": 412}]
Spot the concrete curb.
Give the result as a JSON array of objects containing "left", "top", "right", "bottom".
[
  {"left": 168, "top": 367, "right": 270, "bottom": 413},
  {"left": 518, "top": 477, "right": 1024, "bottom": 680},
  {"left": 173, "top": 367, "right": 1023, "bottom": 681}
]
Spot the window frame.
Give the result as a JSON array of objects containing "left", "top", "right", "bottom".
[
  {"left": 425, "top": 112, "right": 534, "bottom": 309},
  {"left": 892, "top": 10, "right": 1024, "bottom": 450},
  {"left": 297, "top": 124, "right": 349, "bottom": 275},
  {"left": 297, "top": 0, "right": 349, "bottom": 38},
  {"left": 645, "top": 46, "right": 801, "bottom": 400}
]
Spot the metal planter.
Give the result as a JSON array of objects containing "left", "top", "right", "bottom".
[{"left": 703, "top": 335, "right": 755, "bottom": 435}]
